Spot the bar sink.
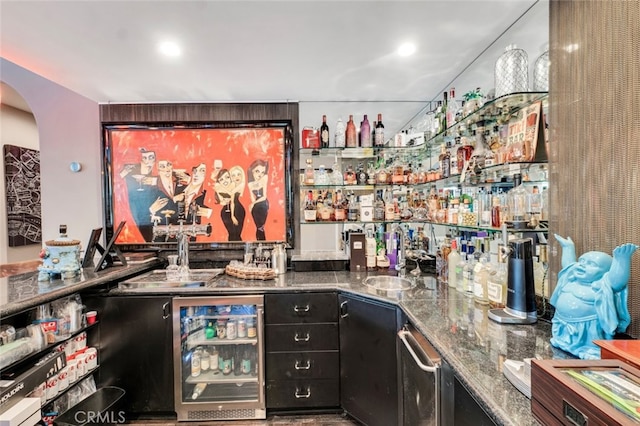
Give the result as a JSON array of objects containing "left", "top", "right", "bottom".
[
  {"left": 118, "top": 268, "right": 224, "bottom": 290},
  {"left": 363, "top": 276, "right": 416, "bottom": 295}
]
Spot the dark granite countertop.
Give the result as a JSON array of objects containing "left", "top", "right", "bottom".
[
  {"left": 2, "top": 265, "right": 569, "bottom": 425},
  {"left": 0, "top": 259, "right": 163, "bottom": 317},
  {"left": 111, "top": 268, "right": 573, "bottom": 426}
]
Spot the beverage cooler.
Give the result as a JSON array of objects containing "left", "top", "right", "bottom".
[{"left": 173, "top": 295, "right": 265, "bottom": 421}]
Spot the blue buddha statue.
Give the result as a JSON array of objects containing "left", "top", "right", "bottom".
[{"left": 550, "top": 234, "right": 638, "bottom": 359}]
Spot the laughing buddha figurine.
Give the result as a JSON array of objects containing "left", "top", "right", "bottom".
[{"left": 550, "top": 234, "right": 638, "bottom": 359}]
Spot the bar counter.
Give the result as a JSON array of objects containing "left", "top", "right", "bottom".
[{"left": 1, "top": 265, "right": 571, "bottom": 425}]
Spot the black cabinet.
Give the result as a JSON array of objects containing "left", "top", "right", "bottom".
[
  {"left": 87, "top": 295, "right": 174, "bottom": 418},
  {"left": 338, "top": 293, "right": 402, "bottom": 426},
  {"left": 452, "top": 376, "right": 496, "bottom": 426},
  {"left": 264, "top": 292, "right": 340, "bottom": 410}
]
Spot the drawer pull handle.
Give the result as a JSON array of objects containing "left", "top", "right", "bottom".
[
  {"left": 295, "top": 360, "right": 311, "bottom": 370},
  {"left": 294, "top": 304, "right": 310, "bottom": 313},
  {"left": 295, "top": 387, "right": 311, "bottom": 399},
  {"left": 294, "top": 332, "right": 310, "bottom": 342}
]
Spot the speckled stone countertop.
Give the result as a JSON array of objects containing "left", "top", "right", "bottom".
[
  {"left": 113, "top": 268, "right": 573, "bottom": 426},
  {"left": 0, "top": 259, "right": 163, "bottom": 317},
  {"left": 2, "top": 266, "right": 571, "bottom": 425}
]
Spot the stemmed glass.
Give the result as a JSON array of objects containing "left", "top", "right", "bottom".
[{"left": 131, "top": 174, "right": 146, "bottom": 191}]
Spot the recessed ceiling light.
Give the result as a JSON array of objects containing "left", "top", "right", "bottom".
[
  {"left": 158, "top": 40, "right": 182, "bottom": 57},
  {"left": 397, "top": 42, "right": 416, "bottom": 57}
]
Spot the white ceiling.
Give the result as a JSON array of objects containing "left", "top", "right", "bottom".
[{"left": 0, "top": 0, "right": 548, "bottom": 135}]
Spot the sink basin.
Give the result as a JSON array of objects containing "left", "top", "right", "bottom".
[
  {"left": 363, "top": 276, "right": 415, "bottom": 292},
  {"left": 118, "top": 268, "right": 224, "bottom": 290}
]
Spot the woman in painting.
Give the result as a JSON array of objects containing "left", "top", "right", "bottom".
[
  {"left": 214, "top": 168, "right": 244, "bottom": 241},
  {"left": 180, "top": 162, "right": 212, "bottom": 224},
  {"left": 247, "top": 159, "right": 269, "bottom": 240}
]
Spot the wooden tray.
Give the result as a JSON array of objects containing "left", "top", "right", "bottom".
[{"left": 531, "top": 358, "right": 640, "bottom": 425}]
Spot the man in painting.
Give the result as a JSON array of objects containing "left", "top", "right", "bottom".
[
  {"left": 247, "top": 159, "right": 269, "bottom": 240},
  {"left": 119, "top": 148, "right": 158, "bottom": 241},
  {"left": 178, "top": 162, "right": 212, "bottom": 225}
]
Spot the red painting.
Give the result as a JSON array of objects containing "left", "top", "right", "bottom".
[{"left": 106, "top": 127, "right": 287, "bottom": 244}]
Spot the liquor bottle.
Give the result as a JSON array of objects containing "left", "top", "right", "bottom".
[
  {"left": 487, "top": 249, "right": 508, "bottom": 309},
  {"left": 447, "top": 239, "right": 462, "bottom": 288},
  {"left": 491, "top": 195, "right": 502, "bottom": 227},
  {"left": 345, "top": 115, "right": 357, "bottom": 147},
  {"left": 334, "top": 190, "right": 346, "bottom": 221},
  {"left": 335, "top": 117, "right": 346, "bottom": 147},
  {"left": 446, "top": 87, "right": 459, "bottom": 129},
  {"left": 473, "top": 256, "right": 490, "bottom": 305},
  {"left": 439, "top": 144, "right": 451, "bottom": 178},
  {"left": 191, "top": 383, "right": 207, "bottom": 400},
  {"left": 374, "top": 113, "right": 385, "bottom": 147},
  {"left": 315, "top": 195, "right": 325, "bottom": 221},
  {"left": 456, "top": 137, "right": 474, "bottom": 177},
  {"left": 360, "top": 114, "right": 371, "bottom": 147},
  {"left": 330, "top": 162, "right": 343, "bottom": 185},
  {"left": 347, "top": 192, "right": 359, "bottom": 221},
  {"left": 344, "top": 163, "right": 357, "bottom": 185},
  {"left": 322, "top": 192, "right": 334, "bottom": 221},
  {"left": 373, "top": 190, "right": 385, "bottom": 221},
  {"left": 356, "top": 162, "right": 368, "bottom": 185},
  {"left": 462, "top": 253, "right": 475, "bottom": 296},
  {"left": 366, "top": 162, "right": 376, "bottom": 185},
  {"left": 434, "top": 101, "right": 444, "bottom": 134},
  {"left": 303, "top": 190, "right": 317, "bottom": 222},
  {"left": 320, "top": 115, "right": 330, "bottom": 148},
  {"left": 304, "top": 158, "right": 315, "bottom": 185},
  {"left": 384, "top": 190, "right": 395, "bottom": 221}
]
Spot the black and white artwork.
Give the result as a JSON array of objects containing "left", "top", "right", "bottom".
[{"left": 3, "top": 144, "right": 41, "bottom": 246}]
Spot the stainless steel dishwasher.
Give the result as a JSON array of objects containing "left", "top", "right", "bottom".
[{"left": 398, "top": 324, "right": 441, "bottom": 426}]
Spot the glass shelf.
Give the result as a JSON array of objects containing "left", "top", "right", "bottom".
[{"left": 185, "top": 370, "right": 258, "bottom": 385}]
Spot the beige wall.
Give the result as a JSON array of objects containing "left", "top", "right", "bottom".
[
  {"left": 549, "top": 0, "right": 640, "bottom": 337},
  {"left": 0, "top": 103, "right": 40, "bottom": 263},
  {"left": 0, "top": 58, "right": 103, "bottom": 253}
]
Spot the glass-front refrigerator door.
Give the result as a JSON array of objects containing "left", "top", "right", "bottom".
[{"left": 173, "top": 295, "right": 265, "bottom": 421}]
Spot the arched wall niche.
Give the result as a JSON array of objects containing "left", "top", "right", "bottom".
[{"left": 0, "top": 81, "right": 41, "bottom": 264}]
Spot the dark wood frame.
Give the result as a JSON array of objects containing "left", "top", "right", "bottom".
[{"left": 99, "top": 102, "right": 299, "bottom": 251}]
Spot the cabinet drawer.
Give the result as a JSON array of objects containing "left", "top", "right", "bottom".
[
  {"left": 266, "top": 324, "right": 338, "bottom": 352},
  {"left": 265, "top": 293, "right": 338, "bottom": 324},
  {"left": 266, "top": 379, "right": 340, "bottom": 409},
  {"left": 266, "top": 351, "right": 339, "bottom": 380}
]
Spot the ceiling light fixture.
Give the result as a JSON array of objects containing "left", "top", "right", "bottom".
[
  {"left": 397, "top": 42, "right": 416, "bottom": 57},
  {"left": 157, "top": 40, "right": 182, "bottom": 57}
]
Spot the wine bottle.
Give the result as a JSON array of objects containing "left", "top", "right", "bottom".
[
  {"left": 320, "top": 115, "right": 330, "bottom": 148},
  {"left": 374, "top": 113, "right": 385, "bottom": 146},
  {"left": 360, "top": 114, "right": 371, "bottom": 147},
  {"left": 345, "top": 115, "right": 357, "bottom": 147}
]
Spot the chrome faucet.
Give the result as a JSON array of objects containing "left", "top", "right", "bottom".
[
  {"left": 153, "top": 221, "right": 212, "bottom": 278},
  {"left": 394, "top": 224, "right": 407, "bottom": 275}
]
